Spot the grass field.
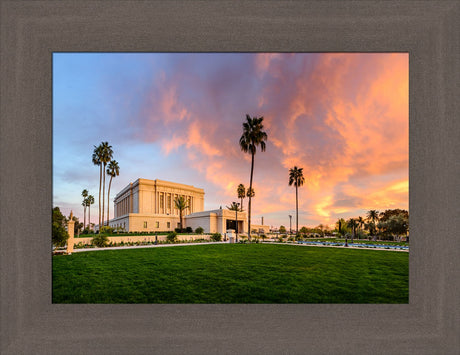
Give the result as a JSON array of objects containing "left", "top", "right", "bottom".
[{"left": 52, "top": 244, "right": 408, "bottom": 303}]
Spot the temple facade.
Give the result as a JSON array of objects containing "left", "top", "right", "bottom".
[{"left": 108, "top": 178, "right": 205, "bottom": 232}]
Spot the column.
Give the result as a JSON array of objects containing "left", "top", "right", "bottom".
[{"left": 67, "top": 211, "right": 75, "bottom": 254}]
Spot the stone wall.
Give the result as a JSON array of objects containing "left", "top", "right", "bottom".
[{"left": 73, "top": 234, "right": 212, "bottom": 246}]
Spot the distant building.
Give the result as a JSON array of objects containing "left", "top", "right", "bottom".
[{"left": 185, "top": 208, "right": 247, "bottom": 235}]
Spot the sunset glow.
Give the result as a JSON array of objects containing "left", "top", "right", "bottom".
[{"left": 53, "top": 53, "right": 408, "bottom": 228}]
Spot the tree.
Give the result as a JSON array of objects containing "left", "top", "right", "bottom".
[
  {"left": 52, "top": 207, "right": 69, "bottom": 248},
  {"left": 357, "top": 216, "right": 365, "bottom": 232},
  {"left": 347, "top": 218, "right": 358, "bottom": 243},
  {"left": 378, "top": 213, "right": 409, "bottom": 241},
  {"left": 226, "top": 202, "right": 242, "bottom": 212},
  {"left": 87, "top": 195, "right": 95, "bottom": 231},
  {"left": 385, "top": 214, "right": 408, "bottom": 241},
  {"left": 336, "top": 218, "right": 348, "bottom": 237},
  {"left": 106, "top": 160, "right": 120, "bottom": 226},
  {"left": 288, "top": 166, "right": 305, "bottom": 236},
  {"left": 366, "top": 210, "right": 379, "bottom": 239},
  {"left": 92, "top": 142, "right": 113, "bottom": 230},
  {"left": 279, "top": 225, "right": 287, "bottom": 234},
  {"left": 99, "top": 142, "right": 113, "bottom": 227},
  {"left": 174, "top": 196, "right": 189, "bottom": 232},
  {"left": 81, "top": 189, "right": 88, "bottom": 230},
  {"left": 92, "top": 144, "right": 103, "bottom": 229},
  {"left": 239, "top": 115, "right": 267, "bottom": 241},
  {"left": 299, "top": 226, "right": 308, "bottom": 235},
  {"left": 237, "top": 184, "right": 246, "bottom": 210}
]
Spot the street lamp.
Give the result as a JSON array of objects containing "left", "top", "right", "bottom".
[{"left": 289, "top": 215, "right": 292, "bottom": 236}]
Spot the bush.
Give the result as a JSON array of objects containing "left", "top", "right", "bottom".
[
  {"left": 99, "top": 226, "right": 114, "bottom": 234},
  {"left": 185, "top": 226, "right": 193, "bottom": 233},
  {"left": 195, "top": 226, "right": 204, "bottom": 234},
  {"left": 210, "top": 233, "right": 222, "bottom": 242},
  {"left": 166, "top": 231, "right": 177, "bottom": 243},
  {"left": 91, "top": 234, "right": 109, "bottom": 247},
  {"left": 295, "top": 234, "right": 304, "bottom": 241}
]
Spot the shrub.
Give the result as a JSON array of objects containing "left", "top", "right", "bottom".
[
  {"left": 210, "top": 233, "right": 222, "bottom": 242},
  {"left": 91, "top": 234, "right": 109, "bottom": 247},
  {"left": 99, "top": 226, "right": 114, "bottom": 234},
  {"left": 195, "top": 226, "right": 204, "bottom": 234},
  {"left": 166, "top": 231, "right": 177, "bottom": 243},
  {"left": 185, "top": 227, "right": 193, "bottom": 233},
  {"left": 260, "top": 234, "right": 266, "bottom": 241},
  {"left": 174, "top": 228, "right": 181, "bottom": 233}
]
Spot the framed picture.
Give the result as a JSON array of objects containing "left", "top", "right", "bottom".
[{"left": 1, "top": 1, "right": 458, "bottom": 353}]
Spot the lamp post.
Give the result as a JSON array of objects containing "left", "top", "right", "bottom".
[
  {"left": 234, "top": 202, "right": 240, "bottom": 243},
  {"left": 289, "top": 215, "right": 292, "bottom": 236}
]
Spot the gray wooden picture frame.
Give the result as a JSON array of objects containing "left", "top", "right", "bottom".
[{"left": 1, "top": 1, "right": 459, "bottom": 354}]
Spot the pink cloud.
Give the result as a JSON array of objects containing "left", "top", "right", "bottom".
[{"left": 134, "top": 53, "right": 408, "bottom": 227}]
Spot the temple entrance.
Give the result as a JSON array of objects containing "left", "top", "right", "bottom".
[{"left": 226, "top": 219, "right": 237, "bottom": 231}]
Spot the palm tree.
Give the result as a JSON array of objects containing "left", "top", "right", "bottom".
[
  {"left": 106, "top": 160, "right": 120, "bottom": 227},
  {"left": 237, "top": 184, "right": 246, "bottom": 210},
  {"left": 366, "top": 210, "right": 379, "bottom": 240},
  {"left": 288, "top": 166, "right": 305, "bottom": 236},
  {"left": 347, "top": 218, "right": 358, "bottom": 243},
  {"left": 227, "top": 202, "right": 242, "bottom": 240},
  {"left": 174, "top": 196, "right": 189, "bottom": 232},
  {"left": 81, "top": 189, "right": 88, "bottom": 230},
  {"left": 92, "top": 145, "right": 103, "bottom": 228},
  {"left": 87, "top": 195, "right": 95, "bottom": 231},
  {"left": 239, "top": 115, "right": 267, "bottom": 241},
  {"left": 99, "top": 142, "right": 113, "bottom": 229},
  {"left": 357, "top": 216, "right": 365, "bottom": 236}
]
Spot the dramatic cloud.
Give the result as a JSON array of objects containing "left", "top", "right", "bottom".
[{"left": 53, "top": 53, "right": 408, "bottom": 227}]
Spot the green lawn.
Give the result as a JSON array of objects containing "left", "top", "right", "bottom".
[{"left": 52, "top": 244, "right": 408, "bottom": 303}]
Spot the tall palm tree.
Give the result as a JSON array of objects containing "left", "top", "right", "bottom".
[
  {"left": 366, "top": 210, "right": 379, "bottom": 239},
  {"left": 237, "top": 184, "right": 246, "bottom": 210},
  {"left": 174, "top": 196, "right": 189, "bottom": 232},
  {"left": 357, "top": 216, "right": 365, "bottom": 233},
  {"left": 239, "top": 115, "right": 267, "bottom": 241},
  {"left": 81, "top": 189, "right": 88, "bottom": 230},
  {"left": 99, "top": 142, "right": 113, "bottom": 229},
  {"left": 92, "top": 145, "right": 103, "bottom": 228},
  {"left": 106, "top": 160, "right": 120, "bottom": 226},
  {"left": 87, "top": 195, "right": 95, "bottom": 231},
  {"left": 288, "top": 166, "right": 305, "bottom": 236}
]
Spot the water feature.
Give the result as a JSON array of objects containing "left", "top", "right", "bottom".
[{"left": 297, "top": 240, "right": 409, "bottom": 250}]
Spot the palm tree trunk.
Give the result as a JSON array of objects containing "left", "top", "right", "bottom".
[
  {"left": 98, "top": 164, "right": 102, "bottom": 229},
  {"left": 107, "top": 176, "right": 113, "bottom": 227},
  {"left": 83, "top": 206, "right": 86, "bottom": 231},
  {"left": 248, "top": 152, "right": 255, "bottom": 241},
  {"left": 88, "top": 205, "right": 91, "bottom": 231},
  {"left": 240, "top": 198, "right": 243, "bottom": 211},
  {"left": 102, "top": 163, "right": 106, "bottom": 227},
  {"left": 295, "top": 184, "right": 298, "bottom": 235}
]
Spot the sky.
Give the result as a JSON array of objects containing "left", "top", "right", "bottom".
[{"left": 53, "top": 52, "right": 408, "bottom": 229}]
